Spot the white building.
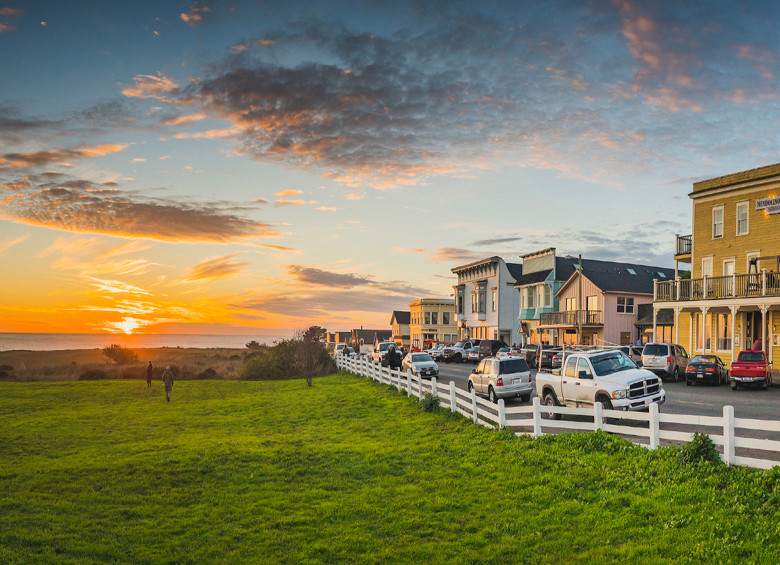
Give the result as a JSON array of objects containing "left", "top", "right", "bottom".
[{"left": 452, "top": 256, "right": 523, "bottom": 345}]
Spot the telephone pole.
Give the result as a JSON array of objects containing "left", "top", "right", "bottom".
[{"left": 577, "top": 254, "right": 583, "bottom": 346}]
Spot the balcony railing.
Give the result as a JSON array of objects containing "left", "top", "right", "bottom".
[
  {"left": 539, "top": 310, "right": 603, "bottom": 326},
  {"left": 655, "top": 271, "right": 780, "bottom": 302},
  {"left": 675, "top": 234, "right": 692, "bottom": 256}
]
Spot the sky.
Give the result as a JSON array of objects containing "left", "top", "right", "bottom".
[{"left": 2, "top": 0, "right": 780, "bottom": 336}]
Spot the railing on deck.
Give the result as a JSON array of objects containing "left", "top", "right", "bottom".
[
  {"left": 675, "top": 234, "right": 692, "bottom": 256},
  {"left": 334, "top": 355, "right": 780, "bottom": 470},
  {"left": 539, "top": 310, "right": 602, "bottom": 326},
  {"left": 656, "top": 271, "right": 780, "bottom": 302}
]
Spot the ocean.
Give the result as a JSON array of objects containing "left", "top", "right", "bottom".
[{"left": 0, "top": 333, "right": 292, "bottom": 351}]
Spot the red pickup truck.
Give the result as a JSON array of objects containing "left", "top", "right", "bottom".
[{"left": 730, "top": 351, "right": 772, "bottom": 390}]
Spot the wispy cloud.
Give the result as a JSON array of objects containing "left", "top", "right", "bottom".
[
  {"left": 183, "top": 254, "right": 247, "bottom": 282},
  {"left": 274, "top": 199, "right": 306, "bottom": 206},
  {"left": 1, "top": 173, "right": 280, "bottom": 244},
  {"left": 88, "top": 276, "right": 149, "bottom": 295},
  {"left": 180, "top": 1, "right": 211, "bottom": 26},
  {"left": 0, "top": 233, "right": 28, "bottom": 254},
  {"left": 275, "top": 189, "right": 303, "bottom": 197},
  {"left": 121, "top": 73, "right": 179, "bottom": 101},
  {"left": 0, "top": 144, "right": 127, "bottom": 169}
]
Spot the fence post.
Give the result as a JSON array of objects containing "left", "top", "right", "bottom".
[
  {"left": 649, "top": 402, "right": 659, "bottom": 450},
  {"left": 594, "top": 401, "right": 603, "bottom": 431},
  {"left": 723, "top": 405, "right": 735, "bottom": 466},
  {"left": 470, "top": 388, "right": 479, "bottom": 423},
  {"left": 498, "top": 398, "right": 506, "bottom": 429},
  {"left": 449, "top": 381, "right": 457, "bottom": 413},
  {"left": 406, "top": 369, "right": 413, "bottom": 396},
  {"left": 430, "top": 377, "right": 438, "bottom": 398},
  {"left": 532, "top": 396, "right": 542, "bottom": 437}
]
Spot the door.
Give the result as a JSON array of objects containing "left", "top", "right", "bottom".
[
  {"left": 561, "top": 357, "right": 579, "bottom": 406},
  {"left": 474, "top": 359, "right": 487, "bottom": 393},
  {"left": 723, "top": 259, "right": 735, "bottom": 296},
  {"left": 575, "top": 357, "right": 595, "bottom": 407},
  {"left": 702, "top": 257, "right": 713, "bottom": 298}
]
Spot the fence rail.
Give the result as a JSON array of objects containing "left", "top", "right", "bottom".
[{"left": 335, "top": 355, "right": 780, "bottom": 470}]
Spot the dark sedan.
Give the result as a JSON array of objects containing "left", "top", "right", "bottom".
[{"left": 685, "top": 354, "right": 729, "bottom": 386}]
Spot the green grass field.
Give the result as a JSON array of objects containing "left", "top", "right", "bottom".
[{"left": 1, "top": 374, "right": 779, "bottom": 564}]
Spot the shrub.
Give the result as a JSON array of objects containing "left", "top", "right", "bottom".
[
  {"left": 246, "top": 340, "right": 262, "bottom": 350},
  {"left": 678, "top": 432, "right": 721, "bottom": 465},
  {"left": 0, "top": 370, "right": 9, "bottom": 379},
  {"left": 102, "top": 344, "right": 139, "bottom": 365},
  {"left": 420, "top": 392, "right": 441, "bottom": 412},
  {"left": 79, "top": 369, "right": 109, "bottom": 380},
  {"left": 241, "top": 338, "right": 335, "bottom": 383},
  {"left": 0, "top": 364, "right": 13, "bottom": 371},
  {"left": 197, "top": 367, "right": 218, "bottom": 379}
]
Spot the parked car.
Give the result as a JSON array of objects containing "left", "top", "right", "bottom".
[
  {"left": 552, "top": 351, "right": 564, "bottom": 369},
  {"left": 508, "top": 347, "right": 523, "bottom": 358},
  {"left": 442, "top": 340, "right": 479, "bottom": 363},
  {"left": 684, "top": 355, "right": 728, "bottom": 386},
  {"left": 730, "top": 350, "right": 772, "bottom": 390},
  {"left": 401, "top": 352, "right": 439, "bottom": 379},
  {"left": 373, "top": 341, "right": 397, "bottom": 367},
  {"left": 524, "top": 344, "right": 560, "bottom": 367},
  {"left": 477, "top": 339, "right": 509, "bottom": 360},
  {"left": 641, "top": 343, "right": 689, "bottom": 382},
  {"left": 467, "top": 346, "right": 481, "bottom": 364},
  {"left": 615, "top": 345, "right": 644, "bottom": 367},
  {"left": 521, "top": 343, "right": 539, "bottom": 364},
  {"left": 539, "top": 346, "right": 562, "bottom": 369},
  {"left": 536, "top": 349, "right": 664, "bottom": 416},
  {"left": 347, "top": 347, "right": 357, "bottom": 358},
  {"left": 468, "top": 357, "right": 534, "bottom": 404},
  {"left": 335, "top": 343, "right": 347, "bottom": 355},
  {"left": 429, "top": 344, "right": 444, "bottom": 361},
  {"left": 496, "top": 347, "right": 512, "bottom": 359}
]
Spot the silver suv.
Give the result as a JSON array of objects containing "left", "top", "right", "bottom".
[
  {"left": 468, "top": 357, "right": 533, "bottom": 404},
  {"left": 641, "top": 343, "right": 689, "bottom": 382}
]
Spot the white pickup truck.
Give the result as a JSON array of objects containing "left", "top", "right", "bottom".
[
  {"left": 441, "top": 340, "right": 478, "bottom": 363},
  {"left": 535, "top": 349, "right": 664, "bottom": 418}
]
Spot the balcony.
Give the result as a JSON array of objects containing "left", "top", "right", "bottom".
[
  {"left": 675, "top": 234, "right": 692, "bottom": 260},
  {"left": 655, "top": 272, "right": 780, "bottom": 302},
  {"left": 538, "top": 310, "right": 603, "bottom": 327}
]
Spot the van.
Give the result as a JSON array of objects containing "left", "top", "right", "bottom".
[{"left": 477, "top": 339, "right": 509, "bottom": 360}]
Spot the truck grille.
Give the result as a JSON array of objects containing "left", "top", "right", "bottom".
[{"left": 628, "top": 378, "right": 660, "bottom": 398}]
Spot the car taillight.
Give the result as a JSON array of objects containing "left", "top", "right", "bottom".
[
  {"left": 686, "top": 366, "right": 695, "bottom": 372},
  {"left": 496, "top": 377, "right": 504, "bottom": 386},
  {"left": 666, "top": 357, "right": 671, "bottom": 363},
  {"left": 705, "top": 368, "right": 716, "bottom": 373}
]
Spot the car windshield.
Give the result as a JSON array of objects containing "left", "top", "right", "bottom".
[
  {"left": 738, "top": 352, "right": 765, "bottom": 362},
  {"left": 378, "top": 343, "right": 392, "bottom": 351},
  {"left": 643, "top": 344, "right": 669, "bottom": 356},
  {"left": 411, "top": 354, "right": 432, "bottom": 362},
  {"left": 470, "top": 347, "right": 479, "bottom": 352},
  {"left": 590, "top": 352, "right": 636, "bottom": 376},
  {"left": 499, "top": 359, "right": 529, "bottom": 374},
  {"left": 691, "top": 355, "right": 717, "bottom": 364},
  {"left": 454, "top": 342, "right": 466, "bottom": 348}
]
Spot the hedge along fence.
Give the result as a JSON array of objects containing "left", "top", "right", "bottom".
[{"left": 335, "top": 355, "right": 780, "bottom": 470}]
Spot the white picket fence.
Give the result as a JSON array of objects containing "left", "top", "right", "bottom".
[{"left": 335, "top": 355, "right": 780, "bottom": 470}]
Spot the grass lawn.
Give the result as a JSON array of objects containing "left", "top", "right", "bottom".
[{"left": 1, "top": 374, "right": 779, "bottom": 564}]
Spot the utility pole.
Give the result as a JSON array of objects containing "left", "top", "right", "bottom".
[{"left": 578, "top": 254, "right": 583, "bottom": 346}]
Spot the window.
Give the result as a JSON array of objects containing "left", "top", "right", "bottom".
[
  {"left": 576, "top": 358, "right": 592, "bottom": 379},
  {"left": 442, "top": 312, "right": 450, "bottom": 325},
  {"left": 617, "top": 297, "right": 634, "bottom": 314},
  {"left": 627, "top": 268, "right": 636, "bottom": 275},
  {"left": 478, "top": 284, "right": 486, "bottom": 314},
  {"left": 565, "top": 297, "right": 577, "bottom": 311},
  {"left": 526, "top": 287, "right": 535, "bottom": 309},
  {"left": 431, "top": 312, "right": 438, "bottom": 325},
  {"left": 471, "top": 291, "right": 477, "bottom": 313},
  {"left": 456, "top": 287, "right": 464, "bottom": 314},
  {"left": 424, "top": 312, "right": 431, "bottom": 325},
  {"left": 586, "top": 295, "right": 598, "bottom": 312},
  {"left": 715, "top": 313, "right": 731, "bottom": 351},
  {"left": 712, "top": 205, "right": 724, "bottom": 238},
  {"left": 543, "top": 285, "right": 552, "bottom": 308},
  {"left": 491, "top": 289, "right": 497, "bottom": 312},
  {"left": 736, "top": 201, "right": 749, "bottom": 236},
  {"left": 564, "top": 357, "right": 577, "bottom": 378},
  {"left": 702, "top": 257, "right": 713, "bottom": 278}
]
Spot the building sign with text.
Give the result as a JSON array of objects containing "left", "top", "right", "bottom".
[{"left": 756, "top": 196, "right": 780, "bottom": 215}]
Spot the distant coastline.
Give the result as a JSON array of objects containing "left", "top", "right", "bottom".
[{"left": 0, "top": 333, "right": 291, "bottom": 352}]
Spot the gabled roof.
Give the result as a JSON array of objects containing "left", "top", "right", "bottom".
[
  {"left": 391, "top": 311, "right": 410, "bottom": 325},
  {"left": 555, "top": 258, "right": 675, "bottom": 296},
  {"left": 352, "top": 328, "right": 392, "bottom": 342}
]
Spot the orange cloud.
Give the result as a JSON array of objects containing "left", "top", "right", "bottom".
[
  {"left": 164, "top": 113, "right": 206, "bottom": 125},
  {"left": 180, "top": 1, "right": 210, "bottom": 26},
  {"left": 183, "top": 254, "right": 247, "bottom": 282},
  {"left": 0, "top": 144, "right": 127, "bottom": 169},
  {"left": 121, "top": 73, "right": 179, "bottom": 101},
  {"left": 275, "top": 189, "right": 303, "bottom": 197},
  {"left": 274, "top": 199, "right": 306, "bottom": 206},
  {"left": 0, "top": 233, "right": 28, "bottom": 254}
]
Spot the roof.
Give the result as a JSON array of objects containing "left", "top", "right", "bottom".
[
  {"left": 556, "top": 258, "right": 675, "bottom": 296},
  {"left": 451, "top": 256, "right": 501, "bottom": 273},
  {"left": 693, "top": 162, "right": 780, "bottom": 194},
  {"left": 505, "top": 262, "right": 523, "bottom": 282},
  {"left": 352, "top": 329, "right": 392, "bottom": 342},
  {"left": 635, "top": 304, "right": 674, "bottom": 327},
  {"left": 514, "top": 268, "right": 552, "bottom": 287},
  {"left": 390, "top": 311, "right": 410, "bottom": 325}
]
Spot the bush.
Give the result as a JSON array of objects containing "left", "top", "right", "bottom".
[
  {"left": 102, "top": 344, "right": 139, "bottom": 365},
  {"left": 0, "top": 364, "right": 13, "bottom": 371},
  {"left": 241, "top": 339, "right": 335, "bottom": 383},
  {"left": 197, "top": 367, "right": 218, "bottom": 379},
  {"left": 79, "top": 369, "right": 109, "bottom": 380},
  {"left": 420, "top": 392, "right": 441, "bottom": 412},
  {"left": 678, "top": 432, "right": 721, "bottom": 465}
]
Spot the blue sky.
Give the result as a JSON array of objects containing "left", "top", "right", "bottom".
[{"left": 1, "top": 0, "right": 780, "bottom": 334}]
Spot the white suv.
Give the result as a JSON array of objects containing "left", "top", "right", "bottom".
[{"left": 468, "top": 357, "right": 534, "bottom": 404}]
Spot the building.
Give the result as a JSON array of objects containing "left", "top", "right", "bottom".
[
  {"left": 349, "top": 328, "right": 392, "bottom": 353},
  {"left": 408, "top": 298, "right": 457, "bottom": 349},
  {"left": 326, "top": 331, "right": 352, "bottom": 351},
  {"left": 452, "top": 256, "right": 523, "bottom": 345},
  {"left": 537, "top": 259, "right": 675, "bottom": 346},
  {"left": 635, "top": 304, "right": 673, "bottom": 345},
  {"left": 390, "top": 311, "right": 411, "bottom": 348},
  {"left": 514, "top": 248, "right": 579, "bottom": 346},
  {"left": 654, "top": 163, "right": 780, "bottom": 366}
]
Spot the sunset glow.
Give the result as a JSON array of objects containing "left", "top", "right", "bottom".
[{"left": 2, "top": 1, "right": 780, "bottom": 336}]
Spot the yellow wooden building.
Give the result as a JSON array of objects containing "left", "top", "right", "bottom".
[{"left": 654, "top": 163, "right": 780, "bottom": 368}]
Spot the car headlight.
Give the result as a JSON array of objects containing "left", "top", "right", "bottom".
[{"left": 611, "top": 389, "right": 627, "bottom": 399}]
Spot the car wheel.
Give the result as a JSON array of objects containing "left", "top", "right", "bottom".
[
  {"left": 488, "top": 387, "right": 498, "bottom": 404},
  {"left": 598, "top": 396, "right": 616, "bottom": 425},
  {"left": 542, "top": 393, "right": 560, "bottom": 420},
  {"left": 672, "top": 368, "right": 679, "bottom": 383}
]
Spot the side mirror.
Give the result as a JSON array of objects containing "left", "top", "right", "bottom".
[{"left": 578, "top": 370, "right": 593, "bottom": 379}]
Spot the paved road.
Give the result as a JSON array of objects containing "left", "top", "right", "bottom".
[{"left": 434, "top": 359, "right": 780, "bottom": 420}]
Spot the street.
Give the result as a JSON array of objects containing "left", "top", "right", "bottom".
[{"left": 433, "top": 359, "right": 780, "bottom": 420}]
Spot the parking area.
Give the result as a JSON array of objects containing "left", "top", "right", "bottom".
[{"left": 433, "top": 360, "right": 780, "bottom": 420}]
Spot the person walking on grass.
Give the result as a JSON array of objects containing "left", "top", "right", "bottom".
[
  {"left": 146, "top": 361, "right": 153, "bottom": 387},
  {"left": 162, "top": 366, "right": 174, "bottom": 402}
]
